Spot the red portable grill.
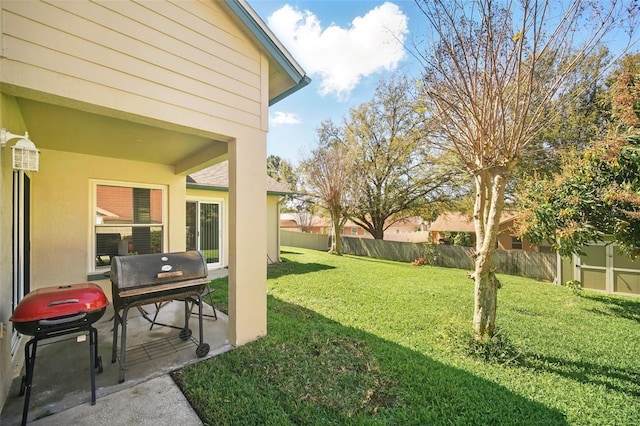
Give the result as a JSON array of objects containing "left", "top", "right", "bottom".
[
  {"left": 110, "top": 250, "right": 211, "bottom": 383},
  {"left": 10, "top": 283, "right": 108, "bottom": 426}
]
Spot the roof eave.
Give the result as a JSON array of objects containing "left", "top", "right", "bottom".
[
  {"left": 224, "top": 0, "right": 310, "bottom": 103},
  {"left": 269, "top": 75, "right": 312, "bottom": 106}
]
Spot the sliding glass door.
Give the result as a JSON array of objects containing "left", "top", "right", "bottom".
[
  {"left": 186, "top": 200, "right": 222, "bottom": 267},
  {"left": 12, "top": 171, "right": 30, "bottom": 355}
]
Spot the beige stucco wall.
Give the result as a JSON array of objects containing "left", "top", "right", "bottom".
[{"left": 29, "top": 149, "right": 185, "bottom": 299}]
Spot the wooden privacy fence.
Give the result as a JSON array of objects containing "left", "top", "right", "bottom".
[
  {"left": 339, "top": 236, "right": 557, "bottom": 282},
  {"left": 280, "top": 230, "right": 330, "bottom": 251},
  {"left": 280, "top": 231, "right": 556, "bottom": 281}
]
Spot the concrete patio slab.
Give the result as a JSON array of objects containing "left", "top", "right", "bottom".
[{"left": 1, "top": 270, "right": 231, "bottom": 425}]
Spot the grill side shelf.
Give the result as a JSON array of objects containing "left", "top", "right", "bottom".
[{"left": 115, "top": 278, "right": 209, "bottom": 298}]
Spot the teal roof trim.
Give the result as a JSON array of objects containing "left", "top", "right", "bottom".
[
  {"left": 270, "top": 75, "right": 312, "bottom": 106},
  {"left": 187, "top": 183, "right": 292, "bottom": 196},
  {"left": 187, "top": 183, "right": 228, "bottom": 192},
  {"left": 224, "top": 0, "right": 310, "bottom": 104}
]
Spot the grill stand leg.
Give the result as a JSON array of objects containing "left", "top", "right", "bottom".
[
  {"left": 197, "top": 296, "right": 205, "bottom": 349},
  {"left": 21, "top": 337, "right": 38, "bottom": 426},
  {"left": 111, "top": 308, "right": 120, "bottom": 364},
  {"left": 195, "top": 295, "right": 210, "bottom": 358},
  {"left": 118, "top": 305, "right": 133, "bottom": 383},
  {"left": 89, "top": 326, "right": 97, "bottom": 405},
  {"left": 183, "top": 299, "right": 190, "bottom": 334}
]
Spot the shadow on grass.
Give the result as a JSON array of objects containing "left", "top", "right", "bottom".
[
  {"left": 577, "top": 291, "right": 640, "bottom": 324},
  {"left": 207, "top": 260, "right": 335, "bottom": 315},
  {"left": 512, "top": 352, "right": 640, "bottom": 398},
  {"left": 268, "top": 259, "right": 335, "bottom": 280},
  {"left": 175, "top": 296, "right": 567, "bottom": 425},
  {"left": 280, "top": 249, "right": 305, "bottom": 256},
  {"left": 342, "top": 252, "right": 417, "bottom": 267}
]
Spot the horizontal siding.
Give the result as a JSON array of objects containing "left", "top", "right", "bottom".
[{"left": 1, "top": 0, "right": 265, "bottom": 131}]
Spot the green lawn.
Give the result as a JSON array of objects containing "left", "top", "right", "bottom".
[{"left": 173, "top": 247, "right": 640, "bottom": 425}]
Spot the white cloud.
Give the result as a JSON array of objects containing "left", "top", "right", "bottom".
[
  {"left": 268, "top": 2, "right": 408, "bottom": 100},
  {"left": 270, "top": 111, "right": 302, "bottom": 126}
]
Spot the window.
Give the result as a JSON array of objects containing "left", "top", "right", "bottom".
[
  {"left": 351, "top": 227, "right": 358, "bottom": 235},
  {"left": 93, "top": 183, "right": 165, "bottom": 269},
  {"left": 511, "top": 236, "right": 523, "bottom": 250}
]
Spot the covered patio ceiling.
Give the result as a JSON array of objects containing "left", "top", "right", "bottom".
[{"left": 14, "top": 98, "right": 229, "bottom": 175}]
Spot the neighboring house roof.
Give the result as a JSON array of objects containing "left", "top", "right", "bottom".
[
  {"left": 430, "top": 213, "right": 475, "bottom": 233},
  {"left": 226, "top": 0, "right": 310, "bottom": 104},
  {"left": 187, "top": 160, "right": 293, "bottom": 195},
  {"left": 280, "top": 214, "right": 426, "bottom": 229},
  {"left": 280, "top": 213, "right": 324, "bottom": 227},
  {"left": 392, "top": 216, "right": 425, "bottom": 226},
  {"left": 280, "top": 213, "right": 362, "bottom": 228},
  {"left": 429, "top": 212, "right": 516, "bottom": 233}
]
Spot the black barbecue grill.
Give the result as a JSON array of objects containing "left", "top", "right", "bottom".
[{"left": 110, "top": 251, "right": 211, "bottom": 382}]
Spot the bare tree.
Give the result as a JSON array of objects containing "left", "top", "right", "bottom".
[
  {"left": 299, "top": 120, "right": 358, "bottom": 254},
  {"left": 415, "top": 0, "right": 638, "bottom": 340},
  {"left": 292, "top": 196, "right": 317, "bottom": 233}
]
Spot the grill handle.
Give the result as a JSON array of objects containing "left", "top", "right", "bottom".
[
  {"left": 39, "top": 312, "right": 87, "bottom": 326},
  {"left": 48, "top": 298, "right": 80, "bottom": 306}
]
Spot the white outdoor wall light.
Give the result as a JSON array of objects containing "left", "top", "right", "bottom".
[{"left": 0, "top": 128, "right": 40, "bottom": 172}]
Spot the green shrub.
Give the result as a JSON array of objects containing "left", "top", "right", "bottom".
[{"left": 564, "top": 279, "right": 583, "bottom": 294}]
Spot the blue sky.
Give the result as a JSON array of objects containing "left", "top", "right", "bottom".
[
  {"left": 249, "top": 1, "right": 426, "bottom": 165},
  {"left": 249, "top": 1, "right": 639, "bottom": 165}
]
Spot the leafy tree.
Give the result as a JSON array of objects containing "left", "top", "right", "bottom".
[
  {"left": 447, "top": 231, "right": 473, "bottom": 247},
  {"left": 299, "top": 120, "right": 359, "bottom": 254},
  {"left": 519, "top": 54, "right": 640, "bottom": 257},
  {"left": 340, "top": 75, "right": 459, "bottom": 239},
  {"left": 415, "top": 0, "right": 637, "bottom": 341},
  {"left": 267, "top": 155, "right": 298, "bottom": 190},
  {"left": 520, "top": 48, "right": 614, "bottom": 179},
  {"left": 267, "top": 154, "right": 301, "bottom": 212}
]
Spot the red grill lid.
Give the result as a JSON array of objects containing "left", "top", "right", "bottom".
[{"left": 10, "top": 283, "right": 109, "bottom": 323}]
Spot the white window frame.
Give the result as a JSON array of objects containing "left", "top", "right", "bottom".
[{"left": 90, "top": 180, "right": 167, "bottom": 273}]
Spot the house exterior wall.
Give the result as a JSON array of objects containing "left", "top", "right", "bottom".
[
  {"left": 0, "top": 0, "right": 287, "bottom": 408},
  {"left": 0, "top": 0, "right": 265, "bottom": 136},
  {"left": 497, "top": 232, "right": 512, "bottom": 250},
  {"left": 29, "top": 149, "right": 185, "bottom": 299}
]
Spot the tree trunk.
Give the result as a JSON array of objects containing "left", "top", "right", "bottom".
[
  {"left": 372, "top": 226, "right": 384, "bottom": 239},
  {"left": 472, "top": 168, "right": 507, "bottom": 341},
  {"left": 329, "top": 213, "right": 342, "bottom": 254}
]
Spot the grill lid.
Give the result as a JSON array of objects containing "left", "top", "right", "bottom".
[
  {"left": 110, "top": 251, "right": 208, "bottom": 290},
  {"left": 10, "top": 283, "right": 108, "bottom": 323}
]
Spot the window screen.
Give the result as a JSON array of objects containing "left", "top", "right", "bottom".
[{"left": 94, "top": 184, "right": 164, "bottom": 268}]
